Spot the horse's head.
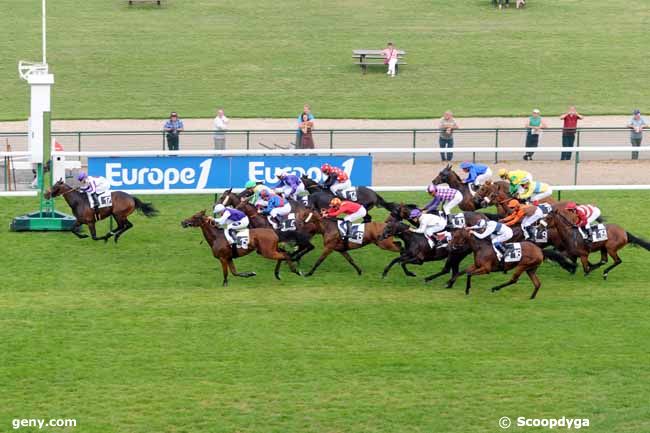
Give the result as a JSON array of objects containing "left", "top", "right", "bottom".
[
  {"left": 432, "top": 164, "right": 457, "bottom": 185},
  {"left": 449, "top": 227, "right": 470, "bottom": 251},
  {"left": 301, "top": 175, "right": 319, "bottom": 191},
  {"left": 217, "top": 188, "right": 239, "bottom": 207},
  {"left": 380, "top": 219, "right": 406, "bottom": 240},
  {"left": 181, "top": 210, "right": 207, "bottom": 228},
  {"left": 43, "top": 179, "right": 68, "bottom": 199}
]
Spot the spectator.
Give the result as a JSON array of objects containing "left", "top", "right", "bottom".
[
  {"left": 516, "top": 0, "right": 525, "bottom": 8},
  {"left": 299, "top": 113, "right": 315, "bottom": 149},
  {"left": 560, "top": 106, "right": 584, "bottom": 160},
  {"left": 524, "top": 109, "right": 547, "bottom": 161},
  {"left": 381, "top": 42, "right": 398, "bottom": 77},
  {"left": 213, "top": 108, "right": 229, "bottom": 150},
  {"left": 438, "top": 111, "right": 458, "bottom": 161},
  {"left": 164, "top": 112, "right": 184, "bottom": 151},
  {"left": 295, "top": 104, "right": 314, "bottom": 149},
  {"left": 628, "top": 109, "right": 646, "bottom": 160}
]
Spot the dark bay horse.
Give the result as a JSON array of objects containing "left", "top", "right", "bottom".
[
  {"left": 545, "top": 209, "right": 650, "bottom": 278},
  {"left": 476, "top": 181, "right": 557, "bottom": 217},
  {"left": 305, "top": 215, "right": 402, "bottom": 276},
  {"left": 181, "top": 210, "right": 302, "bottom": 286},
  {"left": 300, "top": 175, "right": 388, "bottom": 221},
  {"left": 431, "top": 164, "right": 499, "bottom": 211},
  {"left": 44, "top": 179, "right": 157, "bottom": 242}
]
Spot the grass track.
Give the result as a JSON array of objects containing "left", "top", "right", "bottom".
[
  {"left": 2, "top": 0, "right": 649, "bottom": 120},
  {"left": 1, "top": 191, "right": 650, "bottom": 432}
]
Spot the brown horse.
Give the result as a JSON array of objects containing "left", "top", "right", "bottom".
[
  {"left": 476, "top": 181, "right": 557, "bottom": 217},
  {"left": 432, "top": 164, "right": 508, "bottom": 211},
  {"left": 181, "top": 210, "right": 302, "bottom": 286},
  {"left": 544, "top": 209, "right": 650, "bottom": 278},
  {"left": 44, "top": 179, "right": 157, "bottom": 242},
  {"left": 217, "top": 188, "right": 244, "bottom": 208},
  {"left": 236, "top": 200, "right": 320, "bottom": 261},
  {"left": 305, "top": 216, "right": 402, "bottom": 276},
  {"left": 449, "top": 228, "right": 558, "bottom": 299}
]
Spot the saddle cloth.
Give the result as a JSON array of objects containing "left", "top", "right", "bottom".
[
  {"left": 280, "top": 213, "right": 297, "bottom": 232},
  {"left": 342, "top": 188, "right": 358, "bottom": 202},
  {"left": 337, "top": 220, "right": 365, "bottom": 244},
  {"left": 589, "top": 224, "right": 608, "bottom": 242},
  {"left": 225, "top": 229, "right": 250, "bottom": 249},
  {"left": 449, "top": 213, "right": 466, "bottom": 229},
  {"left": 531, "top": 225, "right": 547, "bottom": 243},
  {"left": 494, "top": 242, "right": 523, "bottom": 263},
  {"left": 89, "top": 191, "right": 112, "bottom": 209}
]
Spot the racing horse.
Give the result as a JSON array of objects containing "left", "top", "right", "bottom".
[
  {"left": 44, "top": 179, "right": 157, "bottom": 242},
  {"left": 431, "top": 164, "right": 503, "bottom": 211},
  {"left": 475, "top": 181, "right": 557, "bottom": 217},
  {"left": 300, "top": 175, "right": 389, "bottom": 222},
  {"left": 181, "top": 210, "right": 302, "bottom": 286},
  {"left": 544, "top": 208, "right": 650, "bottom": 278}
]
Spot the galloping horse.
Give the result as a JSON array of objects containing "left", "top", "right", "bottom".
[
  {"left": 300, "top": 175, "right": 388, "bottom": 221},
  {"left": 181, "top": 210, "right": 302, "bottom": 286},
  {"left": 217, "top": 188, "right": 245, "bottom": 208},
  {"left": 305, "top": 216, "right": 402, "bottom": 276},
  {"left": 45, "top": 179, "right": 157, "bottom": 242},
  {"left": 545, "top": 209, "right": 650, "bottom": 278},
  {"left": 236, "top": 201, "right": 320, "bottom": 262},
  {"left": 476, "top": 181, "right": 557, "bottom": 217},
  {"left": 432, "top": 164, "right": 505, "bottom": 211},
  {"left": 449, "top": 229, "right": 573, "bottom": 299}
]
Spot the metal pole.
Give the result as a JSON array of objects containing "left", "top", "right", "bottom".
[
  {"left": 412, "top": 130, "right": 416, "bottom": 165},
  {"left": 573, "top": 131, "right": 580, "bottom": 185},
  {"left": 494, "top": 128, "right": 499, "bottom": 164},
  {"left": 246, "top": 131, "right": 250, "bottom": 150},
  {"left": 162, "top": 131, "right": 165, "bottom": 150},
  {"left": 329, "top": 130, "right": 333, "bottom": 149},
  {"left": 77, "top": 132, "right": 81, "bottom": 152},
  {"left": 42, "top": 0, "right": 47, "bottom": 64}
]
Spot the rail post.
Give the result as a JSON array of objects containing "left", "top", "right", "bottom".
[
  {"left": 246, "top": 131, "right": 250, "bottom": 150},
  {"left": 494, "top": 128, "right": 499, "bottom": 164},
  {"left": 161, "top": 131, "right": 165, "bottom": 151},
  {"left": 412, "top": 130, "right": 417, "bottom": 165},
  {"left": 573, "top": 131, "right": 581, "bottom": 185},
  {"left": 77, "top": 132, "right": 81, "bottom": 153}
]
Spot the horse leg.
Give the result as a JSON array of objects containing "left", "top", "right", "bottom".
[
  {"left": 465, "top": 265, "right": 491, "bottom": 295},
  {"left": 526, "top": 268, "right": 542, "bottom": 299},
  {"left": 220, "top": 258, "right": 230, "bottom": 286},
  {"left": 71, "top": 221, "right": 88, "bottom": 239},
  {"left": 305, "top": 248, "right": 333, "bottom": 277},
  {"left": 290, "top": 241, "right": 315, "bottom": 263},
  {"left": 579, "top": 255, "right": 592, "bottom": 275},
  {"left": 602, "top": 250, "right": 622, "bottom": 280},
  {"left": 598, "top": 247, "right": 608, "bottom": 266},
  {"left": 363, "top": 213, "right": 372, "bottom": 223},
  {"left": 228, "top": 260, "right": 256, "bottom": 278},
  {"left": 491, "top": 265, "right": 525, "bottom": 293},
  {"left": 400, "top": 257, "right": 422, "bottom": 277},
  {"left": 382, "top": 255, "right": 405, "bottom": 279},
  {"left": 114, "top": 219, "right": 133, "bottom": 243},
  {"left": 339, "top": 251, "right": 363, "bottom": 275}
]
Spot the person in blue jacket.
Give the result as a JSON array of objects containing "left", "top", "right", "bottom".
[
  {"left": 459, "top": 161, "right": 493, "bottom": 193},
  {"left": 259, "top": 189, "right": 292, "bottom": 225}
]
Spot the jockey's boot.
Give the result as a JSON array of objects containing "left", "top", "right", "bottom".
[
  {"left": 494, "top": 242, "right": 507, "bottom": 270},
  {"left": 91, "top": 192, "right": 100, "bottom": 219},
  {"left": 524, "top": 226, "right": 534, "bottom": 240},
  {"left": 228, "top": 229, "right": 238, "bottom": 244},
  {"left": 584, "top": 226, "right": 593, "bottom": 244},
  {"left": 343, "top": 220, "right": 352, "bottom": 249}
]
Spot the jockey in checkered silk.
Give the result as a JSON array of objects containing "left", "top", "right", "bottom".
[
  {"left": 271, "top": 172, "right": 305, "bottom": 201},
  {"left": 321, "top": 164, "right": 352, "bottom": 198},
  {"left": 467, "top": 219, "right": 514, "bottom": 255},
  {"left": 259, "top": 189, "right": 292, "bottom": 225},
  {"left": 460, "top": 161, "right": 493, "bottom": 192},
  {"left": 212, "top": 203, "right": 250, "bottom": 243},
  {"left": 500, "top": 199, "right": 544, "bottom": 239},
  {"left": 423, "top": 184, "right": 463, "bottom": 216},
  {"left": 324, "top": 197, "right": 367, "bottom": 241},
  {"left": 77, "top": 172, "right": 110, "bottom": 210},
  {"left": 566, "top": 202, "right": 601, "bottom": 241},
  {"left": 408, "top": 208, "right": 447, "bottom": 245}
]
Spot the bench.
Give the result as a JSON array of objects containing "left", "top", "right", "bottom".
[
  {"left": 352, "top": 49, "right": 407, "bottom": 75},
  {"left": 128, "top": 0, "right": 162, "bottom": 5}
]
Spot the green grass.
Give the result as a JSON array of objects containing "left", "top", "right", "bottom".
[
  {"left": 1, "top": 191, "right": 650, "bottom": 432},
  {"left": 2, "top": 0, "right": 649, "bottom": 120}
]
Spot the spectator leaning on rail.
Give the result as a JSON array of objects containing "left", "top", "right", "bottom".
[
  {"left": 560, "top": 106, "right": 584, "bottom": 161},
  {"left": 628, "top": 109, "right": 646, "bottom": 160},
  {"left": 459, "top": 161, "right": 492, "bottom": 193},
  {"left": 164, "top": 112, "right": 184, "bottom": 151},
  {"left": 523, "top": 109, "right": 547, "bottom": 161},
  {"left": 295, "top": 104, "right": 314, "bottom": 149},
  {"left": 213, "top": 108, "right": 229, "bottom": 150},
  {"left": 438, "top": 111, "right": 458, "bottom": 162}
]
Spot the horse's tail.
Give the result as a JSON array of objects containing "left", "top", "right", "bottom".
[
  {"left": 375, "top": 192, "right": 391, "bottom": 210},
  {"left": 542, "top": 249, "right": 577, "bottom": 274},
  {"left": 133, "top": 197, "right": 158, "bottom": 217},
  {"left": 626, "top": 231, "right": 650, "bottom": 251}
]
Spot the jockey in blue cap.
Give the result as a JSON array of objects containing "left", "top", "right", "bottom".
[
  {"left": 77, "top": 171, "right": 110, "bottom": 211},
  {"left": 459, "top": 162, "right": 492, "bottom": 193}
]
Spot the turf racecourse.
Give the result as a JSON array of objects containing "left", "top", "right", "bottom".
[
  {"left": 2, "top": 0, "right": 649, "bottom": 120},
  {"left": 1, "top": 191, "right": 650, "bottom": 433}
]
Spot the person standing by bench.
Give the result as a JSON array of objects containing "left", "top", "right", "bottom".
[{"left": 382, "top": 42, "right": 398, "bottom": 77}]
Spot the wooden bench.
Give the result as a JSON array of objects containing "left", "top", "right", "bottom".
[
  {"left": 128, "top": 0, "right": 162, "bottom": 5},
  {"left": 352, "top": 49, "right": 407, "bottom": 75}
]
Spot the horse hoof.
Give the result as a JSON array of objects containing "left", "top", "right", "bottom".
[
  {"left": 297, "top": 271, "right": 304, "bottom": 277},
  {"left": 406, "top": 272, "right": 417, "bottom": 277},
  {"left": 603, "top": 273, "right": 608, "bottom": 280},
  {"left": 274, "top": 274, "right": 281, "bottom": 280}
]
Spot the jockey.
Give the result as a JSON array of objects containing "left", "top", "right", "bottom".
[
  {"left": 423, "top": 184, "right": 463, "bottom": 216},
  {"left": 467, "top": 219, "right": 514, "bottom": 256},
  {"left": 500, "top": 199, "right": 543, "bottom": 239},
  {"left": 408, "top": 208, "right": 447, "bottom": 246},
  {"left": 244, "top": 180, "right": 272, "bottom": 207},
  {"left": 328, "top": 167, "right": 352, "bottom": 198},
  {"left": 460, "top": 162, "right": 492, "bottom": 192},
  {"left": 324, "top": 197, "right": 367, "bottom": 241},
  {"left": 566, "top": 202, "right": 601, "bottom": 241},
  {"left": 320, "top": 163, "right": 333, "bottom": 186},
  {"left": 259, "top": 189, "right": 292, "bottom": 225},
  {"left": 517, "top": 179, "right": 553, "bottom": 203},
  {"left": 212, "top": 203, "right": 249, "bottom": 242},
  {"left": 505, "top": 169, "right": 533, "bottom": 195},
  {"left": 272, "top": 172, "right": 305, "bottom": 201},
  {"left": 77, "top": 172, "right": 109, "bottom": 211}
]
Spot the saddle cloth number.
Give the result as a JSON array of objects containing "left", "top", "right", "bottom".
[
  {"left": 343, "top": 188, "right": 357, "bottom": 202},
  {"left": 338, "top": 221, "right": 364, "bottom": 244},
  {"left": 538, "top": 203, "right": 553, "bottom": 215},
  {"left": 591, "top": 224, "right": 608, "bottom": 242},
  {"left": 300, "top": 195, "right": 309, "bottom": 206},
  {"left": 533, "top": 226, "right": 548, "bottom": 243},
  {"left": 94, "top": 191, "right": 112, "bottom": 208},
  {"left": 280, "top": 213, "right": 297, "bottom": 232},
  {"left": 235, "top": 229, "right": 250, "bottom": 249},
  {"left": 497, "top": 243, "right": 523, "bottom": 263},
  {"left": 450, "top": 213, "right": 466, "bottom": 228}
]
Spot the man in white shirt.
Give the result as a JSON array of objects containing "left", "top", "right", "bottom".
[{"left": 213, "top": 108, "right": 229, "bottom": 150}]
